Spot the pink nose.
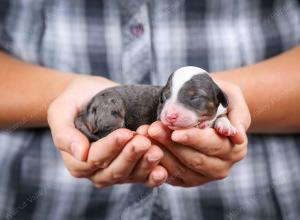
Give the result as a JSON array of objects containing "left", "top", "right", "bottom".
[{"left": 166, "top": 113, "right": 178, "bottom": 123}]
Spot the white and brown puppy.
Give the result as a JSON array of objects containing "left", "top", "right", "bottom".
[
  {"left": 157, "top": 66, "right": 237, "bottom": 136},
  {"left": 75, "top": 66, "right": 236, "bottom": 142}
]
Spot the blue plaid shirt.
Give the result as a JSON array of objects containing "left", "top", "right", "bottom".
[{"left": 0, "top": 0, "right": 300, "bottom": 220}]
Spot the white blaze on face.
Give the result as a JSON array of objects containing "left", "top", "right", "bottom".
[
  {"left": 161, "top": 66, "right": 208, "bottom": 129},
  {"left": 170, "top": 66, "right": 207, "bottom": 102}
]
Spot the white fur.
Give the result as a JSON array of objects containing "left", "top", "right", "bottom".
[
  {"left": 170, "top": 66, "right": 207, "bottom": 102},
  {"left": 205, "top": 104, "right": 228, "bottom": 127},
  {"left": 214, "top": 116, "right": 237, "bottom": 136}
]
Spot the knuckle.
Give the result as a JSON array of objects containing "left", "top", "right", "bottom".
[
  {"left": 188, "top": 155, "right": 205, "bottom": 171},
  {"left": 111, "top": 172, "right": 125, "bottom": 182},
  {"left": 91, "top": 160, "right": 109, "bottom": 169},
  {"left": 208, "top": 145, "right": 222, "bottom": 155},
  {"left": 53, "top": 133, "right": 68, "bottom": 149}
]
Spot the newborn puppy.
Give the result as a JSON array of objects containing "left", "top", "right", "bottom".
[
  {"left": 75, "top": 85, "right": 162, "bottom": 142},
  {"left": 75, "top": 66, "right": 236, "bottom": 142},
  {"left": 157, "top": 66, "right": 237, "bottom": 136}
]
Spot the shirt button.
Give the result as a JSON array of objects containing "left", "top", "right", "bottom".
[{"left": 130, "top": 23, "right": 144, "bottom": 37}]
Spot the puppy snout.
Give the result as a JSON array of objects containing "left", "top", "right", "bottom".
[{"left": 166, "top": 112, "right": 178, "bottom": 123}]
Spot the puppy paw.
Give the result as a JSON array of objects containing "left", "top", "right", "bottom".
[{"left": 214, "top": 117, "right": 237, "bottom": 136}]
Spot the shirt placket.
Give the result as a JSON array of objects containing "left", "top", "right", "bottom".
[{"left": 120, "top": 0, "right": 152, "bottom": 84}]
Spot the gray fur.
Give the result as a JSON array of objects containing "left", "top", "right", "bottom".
[
  {"left": 75, "top": 72, "right": 228, "bottom": 142},
  {"left": 177, "top": 74, "right": 228, "bottom": 118},
  {"left": 75, "top": 85, "right": 162, "bottom": 141}
]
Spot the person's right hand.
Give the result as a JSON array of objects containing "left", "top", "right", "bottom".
[{"left": 47, "top": 76, "right": 168, "bottom": 188}]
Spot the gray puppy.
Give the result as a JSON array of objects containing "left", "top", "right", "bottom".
[
  {"left": 75, "top": 66, "right": 236, "bottom": 142},
  {"left": 75, "top": 85, "right": 162, "bottom": 141}
]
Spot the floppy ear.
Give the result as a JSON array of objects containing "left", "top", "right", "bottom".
[
  {"left": 208, "top": 77, "right": 229, "bottom": 107},
  {"left": 75, "top": 113, "right": 99, "bottom": 142},
  {"left": 216, "top": 88, "right": 228, "bottom": 107}
]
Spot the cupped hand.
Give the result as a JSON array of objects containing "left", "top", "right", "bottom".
[
  {"left": 47, "top": 76, "right": 168, "bottom": 188},
  {"left": 138, "top": 82, "right": 251, "bottom": 187}
]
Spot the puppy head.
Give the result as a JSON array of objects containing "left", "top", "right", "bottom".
[
  {"left": 75, "top": 89, "right": 126, "bottom": 141},
  {"left": 158, "top": 66, "right": 228, "bottom": 130}
]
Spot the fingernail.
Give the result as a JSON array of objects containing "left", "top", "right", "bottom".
[
  {"left": 152, "top": 172, "right": 165, "bottom": 182},
  {"left": 71, "top": 142, "right": 82, "bottom": 160}
]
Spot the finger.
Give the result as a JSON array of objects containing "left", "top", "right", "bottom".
[
  {"left": 159, "top": 145, "right": 209, "bottom": 187},
  {"left": 90, "top": 135, "right": 151, "bottom": 184},
  {"left": 145, "top": 165, "right": 168, "bottom": 187},
  {"left": 48, "top": 97, "right": 90, "bottom": 161},
  {"left": 148, "top": 121, "right": 172, "bottom": 144},
  {"left": 225, "top": 85, "right": 251, "bottom": 145},
  {"left": 228, "top": 120, "right": 247, "bottom": 145},
  {"left": 149, "top": 124, "right": 231, "bottom": 180},
  {"left": 87, "top": 128, "right": 135, "bottom": 168},
  {"left": 149, "top": 122, "right": 232, "bottom": 158},
  {"left": 131, "top": 145, "right": 163, "bottom": 181},
  {"left": 61, "top": 151, "right": 98, "bottom": 178},
  {"left": 164, "top": 143, "right": 231, "bottom": 179},
  {"left": 136, "top": 124, "right": 150, "bottom": 136}
]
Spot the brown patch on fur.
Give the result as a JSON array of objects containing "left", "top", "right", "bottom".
[
  {"left": 207, "top": 101, "right": 215, "bottom": 115},
  {"left": 187, "top": 89, "right": 196, "bottom": 96}
]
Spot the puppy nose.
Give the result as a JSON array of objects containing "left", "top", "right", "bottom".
[{"left": 166, "top": 113, "right": 178, "bottom": 123}]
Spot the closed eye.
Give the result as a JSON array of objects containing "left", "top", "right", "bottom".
[
  {"left": 161, "top": 93, "right": 169, "bottom": 103},
  {"left": 102, "top": 126, "right": 111, "bottom": 132},
  {"left": 189, "top": 95, "right": 201, "bottom": 101}
]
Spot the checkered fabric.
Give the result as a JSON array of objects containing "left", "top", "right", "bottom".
[{"left": 0, "top": 0, "right": 300, "bottom": 220}]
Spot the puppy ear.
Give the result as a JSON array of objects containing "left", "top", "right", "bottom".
[
  {"left": 216, "top": 88, "right": 228, "bottom": 107},
  {"left": 75, "top": 113, "right": 98, "bottom": 142},
  {"left": 208, "top": 77, "right": 229, "bottom": 107}
]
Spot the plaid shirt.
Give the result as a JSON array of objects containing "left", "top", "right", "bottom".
[{"left": 0, "top": 0, "right": 300, "bottom": 220}]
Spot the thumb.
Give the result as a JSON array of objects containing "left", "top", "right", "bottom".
[
  {"left": 48, "top": 99, "right": 90, "bottom": 161},
  {"left": 230, "top": 122, "right": 246, "bottom": 145},
  {"left": 225, "top": 85, "right": 251, "bottom": 145}
]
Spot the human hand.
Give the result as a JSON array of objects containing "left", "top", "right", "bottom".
[
  {"left": 48, "top": 76, "right": 168, "bottom": 188},
  {"left": 138, "top": 81, "right": 250, "bottom": 187}
]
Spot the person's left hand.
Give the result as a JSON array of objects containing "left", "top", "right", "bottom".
[{"left": 137, "top": 81, "right": 251, "bottom": 187}]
